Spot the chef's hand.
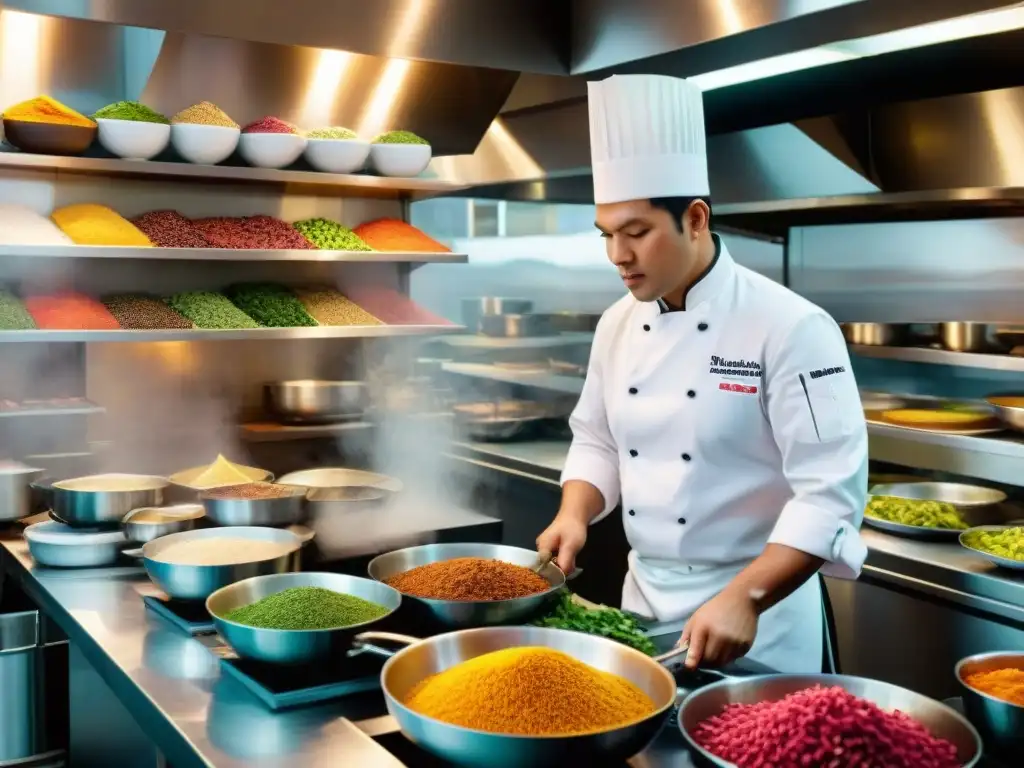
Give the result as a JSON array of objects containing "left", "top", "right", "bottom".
[
  {"left": 536, "top": 512, "right": 587, "bottom": 573},
  {"left": 678, "top": 585, "right": 758, "bottom": 669}
]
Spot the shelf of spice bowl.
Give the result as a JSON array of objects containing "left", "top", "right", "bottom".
[
  {"left": 0, "top": 325, "right": 465, "bottom": 343},
  {"left": 0, "top": 151, "right": 465, "bottom": 200},
  {"left": 0, "top": 244, "right": 468, "bottom": 264}
]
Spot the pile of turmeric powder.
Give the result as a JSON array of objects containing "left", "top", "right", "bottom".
[
  {"left": 965, "top": 667, "right": 1024, "bottom": 707},
  {"left": 3, "top": 95, "right": 95, "bottom": 128},
  {"left": 402, "top": 646, "right": 657, "bottom": 735}
]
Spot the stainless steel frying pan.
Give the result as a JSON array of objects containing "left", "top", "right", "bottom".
[{"left": 352, "top": 627, "right": 689, "bottom": 767}]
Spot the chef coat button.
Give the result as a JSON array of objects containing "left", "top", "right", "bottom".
[
  {"left": 643, "top": 324, "right": 651, "bottom": 332},
  {"left": 698, "top": 322, "right": 708, "bottom": 331},
  {"left": 628, "top": 509, "right": 636, "bottom": 516},
  {"left": 629, "top": 449, "right": 638, "bottom": 457},
  {"left": 687, "top": 389, "right": 696, "bottom": 398},
  {"left": 681, "top": 453, "right": 691, "bottom": 461},
  {"left": 628, "top": 387, "right": 638, "bottom": 395},
  {"left": 678, "top": 517, "right": 687, "bottom": 525}
]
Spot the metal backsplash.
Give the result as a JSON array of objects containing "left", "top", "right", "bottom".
[{"left": 789, "top": 217, "right": 1024, "bottom": 323}]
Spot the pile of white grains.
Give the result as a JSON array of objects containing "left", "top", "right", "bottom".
[{"left": 152, "top": 538, "right": 293, "bottom": 566}]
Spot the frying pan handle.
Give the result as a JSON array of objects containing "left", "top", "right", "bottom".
[
  {"left": 350, "top": 631, "right": 421, "bottom": 660},
  {"left": 654, "top": 643, "right": 733, "bottom": 682}
]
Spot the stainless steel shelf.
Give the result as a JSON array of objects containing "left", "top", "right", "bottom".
[
  {"left": 0, "top": 405, "right": 104, "bottom": 418},
  {"left": 0, "top": 244, "right": 468, "bottom": 264},
  {"left": 0, "top": 151, "right": 467, "bottom": 200},
  {"left": 434, "top": 331, "right": 594, "bottom": 350},
  {"left": 0, "top": 325, "right": 462, "bottom": 343},
  {"left": 867, "top": 422, "right": 1024, "bottom": 486},
  {"left": 442, "top": 362, "right": 585, "bottom": 395},
  {"left": 239, "top": 420, "right": 373, "bottom": 442},
  {"left": 851, "top": 344, "right": 1024, "bottom": 372}
]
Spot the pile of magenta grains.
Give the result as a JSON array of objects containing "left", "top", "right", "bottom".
[
  {"left": 693, "top": 686, "right": 960, "bottom": 768},
  {"left": 242, "top": 116, "right": 297, "bottom": 134},
  {"left": 131, "top": 211, "right": 213, "bottom": 248},
  {"left": 192, "top": 215, "right": 313, "bottom": 250}
]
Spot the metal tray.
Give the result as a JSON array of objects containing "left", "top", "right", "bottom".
[
  {"left": 959, "top": 526, "right": 1024, "bottom": 571},
  {"left": 862, "top": 515, "right": 966, "bottom": 541}
]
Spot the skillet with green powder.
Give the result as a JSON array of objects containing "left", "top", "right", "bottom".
[{"left": 224, "top": 586, "right": 390, "bottom": 630}]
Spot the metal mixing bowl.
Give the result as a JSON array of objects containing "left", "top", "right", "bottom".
[
  {"left": 956, "top": 650, "right": 1024, "bottom": 756},
  {"left": 206, "top": 572, "right": 401, "bottom": 664},
  {"left": 678, "top": 673, "right": 981, "bottom": 767},
  {"left": 122, "top": 504, "right": 205, "bottom": 543},
  {"left": 352, "top": 627, "right": 679, "bottom": 767},
  {"left": 142, "top": 526, "right": 302, "bottom": 600},
  {"left": 985, "top": 394, "right": 1024, "bottom": 433},
  {"left": 39, "top": 474, "right": 168, "bottom": 528},
  {"left": 840, "top": 322, "right": 906, "bottom": 346},
  {"left": 868, "top": 482, "right": 1007, "bottom": 510},
  {"left": 200, "top": 487, "right": 307, "bottom": 527},
  {"left": 277, "top": 467, "right": 403, "bottom": 493},
  {"left": 264, "top": 380, "right": 368, "bottom": 424},
  {"left": 367, "top": 543, "right": 566, "bottom": 629}
]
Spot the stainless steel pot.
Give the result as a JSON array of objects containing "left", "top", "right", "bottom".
[
  {"left": 366, "top": 543, "right": 569, "bottom": 629},
  {"left": 207, "top": 572, "right": 402, "bottom": 664},
  {"left": 143, "top": 526, "right": 302, "bottom": 600},
  {"left": 940, "top": 322, "right": 997, "bottom": 353},
  {"left": 985, "top": 394, "right": 1024, "bottom": 433},
  {"left": 0, "top": 465, "right": 44, "bottom": 522},
  {"left": 956, "top": 650, "right": 1024, "bottom": 756},
  {"left": 122, "top": 504, "right": 205, "bottom": 543},
  {"left": 539, "top": 312, "right": 602, "bottom": 333},
  {"left": 264, "top": 380, "right": 368, "bottom": 424},
  {"left": 840, "top": 322, "right": 906, "bottom": 346},
  {"left": 38, "top": 474, "right": 168, "bottom": 528},
  {"left": 678, "top": 672, "right": 982, "bottom": 767},
  {"left": 200, "top": 488, "right": 307, "bottom": 527},
  {"left": 478, "top": 314, "right": 554, "bottom": 338},
  {"left": 461, "top": 298, "right": 533, "bottom": 331},
  {"left": 352, "top": 627, "right": 685, "bottom": 767}
]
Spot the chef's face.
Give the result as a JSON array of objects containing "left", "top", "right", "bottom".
[{"left": 595, "top": 199, "right": 710, "bottom": 303}]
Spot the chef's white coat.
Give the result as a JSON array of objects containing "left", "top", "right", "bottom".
[{"left": 561, "top": 235, "right": 868, "bottom": 673}]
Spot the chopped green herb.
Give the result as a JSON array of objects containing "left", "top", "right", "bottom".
[
  {"left": 373, "top": 130, "right": 429, "bottom": 145},
  {"left": 532, "top": 592, "right": 656, "bottom": 655},
  {"left": 224, "top": 586, "right": 390, "bottom": 630}
]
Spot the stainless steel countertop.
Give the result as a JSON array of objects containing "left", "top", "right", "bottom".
[
  {"left": 0, "top": 512, "right": 704, "bottom": 768},
  {"left": 448, "top": 439, "right": 1024, "bottom": 626}
]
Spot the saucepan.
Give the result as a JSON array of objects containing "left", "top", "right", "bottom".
[
  {"left": 677, "top": 672, "right": 983, "bottom": 767},
  {"left": 367, "top": 543, "right": 579, "bottom": 629},
  {"left": 351, "top": 626, "right": 690, "bottom": 767}
]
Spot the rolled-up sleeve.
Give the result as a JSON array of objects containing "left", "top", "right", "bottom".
[
  {"left": 765, "top": 311, "right": 868, "bottom": 579},
  {"left": 561, "top": 326, "right": 620, "bottom": 524}
]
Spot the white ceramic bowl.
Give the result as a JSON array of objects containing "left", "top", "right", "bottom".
[
  {"left": 238, "top": 132, "right": 306, "bottom": 169},
  {"left": 305, "top": 138, "right": 371, "bottom": 174},
  {"left": 369, "top": 142, "right": 432, "bottom": 177},
  {"left": 170, "top": 123, "right": 240, "bottom": 165},
  {"left": 96, "top": 118, "right": 170, "bottom": 160}
]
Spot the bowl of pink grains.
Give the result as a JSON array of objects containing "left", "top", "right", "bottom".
[{"left": 238, "top": 116, "right": 306, "bottom": 169}]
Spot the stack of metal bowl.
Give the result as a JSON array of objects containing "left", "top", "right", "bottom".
[{"left": 956, "top": 651, "right": 1024, "bottom": 758}]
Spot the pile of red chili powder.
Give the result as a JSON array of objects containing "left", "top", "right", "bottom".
[
  {"left": 694, "top": 686, "right": 960, "bottom": 768},
  {"left": 242, "top": 116, "right": 297, "bottom": 134}
]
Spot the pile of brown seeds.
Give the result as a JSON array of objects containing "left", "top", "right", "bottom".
[
  {"left": 203, "top": 483, "right": 299, "bottom": 500},
  {"left": 132, "top": 211, "right": 213, "bottom": 248},
  {"left": 192, "top": 215, "right": 314, "bottom": 250},
  {"left": 102, "top": 294, "right": 193, "bottom": 329},
  {"left": 295, "top": 287, "right": 381, "bottom": 326}
]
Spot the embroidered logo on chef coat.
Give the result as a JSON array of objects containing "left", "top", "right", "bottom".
[
  {"left": 809, "top": 365, "right": 847, "bottom": 380},
  {"left": 719, "top": 382, "right": 758, "bottom": 395},
  {"left": 708, "top": 355, "right": 762, "bottom": 378}
]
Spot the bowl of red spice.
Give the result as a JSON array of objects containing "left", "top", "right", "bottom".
[
  {"left": 956, "top": 650, "right": 1024, "bottom": 755},
  {"left": 367, "top": 542, "right": 566, "bottom": 629},
  {"left": 238, "top": 116, "right": 306, "bottom": 169}
]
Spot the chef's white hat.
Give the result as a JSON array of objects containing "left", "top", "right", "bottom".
[{"left": 588, "top": 74, "right": 709, "bottom": 204}]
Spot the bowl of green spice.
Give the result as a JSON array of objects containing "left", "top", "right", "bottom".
[
  {"left": 370, "top": 130, "right": 431, "bottom": 177},
  {"left": 94, "top": 101, "right": 171, "bottom": 160},
  {"left": 304, "top": 127, "right": 370, "bottom": 174},
  {"left": 207, "top": 571, "right": 400, "bottom": 664}
]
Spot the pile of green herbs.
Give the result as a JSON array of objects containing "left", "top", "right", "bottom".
[
  {"left": 532, "top": 592, "right": 656, "bottom": 655},
  {"left": 224, "top": 282, "right": 317, "bottom": 328},
  {"left": 225, "top": 586, "right": 389, "bottom": 630}
]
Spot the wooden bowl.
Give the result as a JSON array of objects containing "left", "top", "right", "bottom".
[{"left": 3, "top": 119, "right": 97, "bottom": 155}]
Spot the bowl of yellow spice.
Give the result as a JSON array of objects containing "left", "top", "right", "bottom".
[
  {"left": 352, "top": 626, "right": 684, "bottom": 767},
  {"left": 170, "top": 101, "right": 240, "bottom": 165},
  {"left": 2, "top": 95, "right": 97, "bottom": 156}
]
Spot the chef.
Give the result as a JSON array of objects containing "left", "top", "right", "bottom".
[{"left": 536, "top": 74, "right": 868, "bottom": 674}]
